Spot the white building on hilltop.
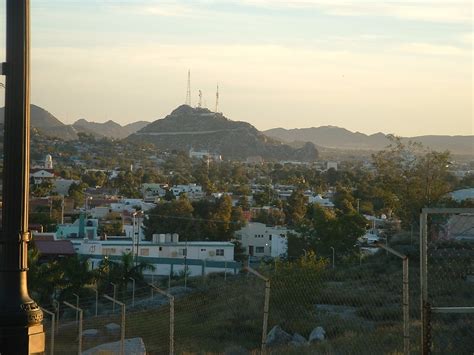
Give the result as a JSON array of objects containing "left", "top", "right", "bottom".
[{"left": 234, "top": 222, "right": 290, "bottom": 259}]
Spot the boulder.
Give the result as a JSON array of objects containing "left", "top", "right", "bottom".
[
  {"left": 224, "top": 345, "right": 250, "bottom": 355},
  {"left": 104, "top": 322, "right": 121, "bottom": 335},
  {"left": 290, "top": 332, "right": 307, "bottom": 346},
  {"left": 309, "top": 326, "right": 326, "bottom": 343},
  {"left": 82, "top": 329, "right": 99, "bottom": 340},
  {"left": 266, "top": 325, "right": 292, "bottom": 347},
  {"left": 82, "top": 337, "right": 146, "bottom": 355}
]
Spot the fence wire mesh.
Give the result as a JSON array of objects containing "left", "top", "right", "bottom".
[
  {"left": 39, "top": 245, "right": 424, "bottom": 354},
  {"left": 425, "top": 210, "right": 474, "bottom": 355}
]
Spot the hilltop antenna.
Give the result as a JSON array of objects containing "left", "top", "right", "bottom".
[
  {"left": 185, "top": 69, "right": 192, "bottom": 106},
  {"left": 198, "top": 90, "right": 202, "bottom": 108},
  {"left": 215, "top": 84, "right": 219, "bottom": 113}
]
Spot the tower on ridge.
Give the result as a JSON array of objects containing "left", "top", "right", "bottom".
[{"left": 185, "top": 69, "right": 191, "bottom": 106}]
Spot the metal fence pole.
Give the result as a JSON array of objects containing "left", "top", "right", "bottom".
[
  {"left": 63, "top": 301, "right": 83, "bottom": 355},
  {"left": 130, "top": 277, "right": 135, "bottom": 307},
  {"left": 93, "top": 287, "right": 98, "bottom": 317},
  {"left": 73, "top": 293, "right": 79, "bottom": 322},
  {"left": 111, "top": 282, "right": 117, "bottom": 313},
  {"left": 375, "top": 243, "right": 410, "bottom": 355},
  {"left": 224, "top": 261, "right": 227, "bottom": 281},
  {"left": 420, "top": 210, "right": 428, "bottom": 355},
  {"left": 40, "top": 308, "right": 55, "bottom": 355},
  {"left": 104, "top": 295, "right": 125, "bottom": 355},
  {"left": 403, "top": 257, "right": 410, "bottom": 355},
  {"left": 244, "top": 266, "right": 270, "bottom": 353},
  {"left": 52, "top": 300, "right": 59, "bottom": 333},
  {"left": 149, "top": 283, "right": 174, "bottom": 355}
]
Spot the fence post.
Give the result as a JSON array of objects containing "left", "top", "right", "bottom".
[
  {"left": 224, "top": 260, "right": 227, "bottom": 281},
  {"left": 130, "top": 277, "right": 136, "bottom": 307},
  {"left": 63, "top": 301, "right": 83, "bottom": 355},
  {"left": 73, "top": 293, "right": 79, "bottom": 322},
  {"left": 52, "top": 300, "right": 59, "bottom": 333},
  {"left": 40, "top": 308, "right": 55, "bottom": 355},
  {"left": 149, "top": 283, "right": 175, "bottom": 355},
  {"left": 104, "top": 295, "right": 126, "bottom": 355},
  {"left": 375, "top": 242, "right": 410, "bottom": 355},
  {"left": 111, "top": 282, "right": 117, "bottom": 313},
  {"left": 93, "top": 287, "right": 98, "bottom": 317},
  {"left": 244, "top": 266, "right": 270, "bottom": 353},
  {"left": 420, "top": 210, "right": 428, "bottom": 355}
]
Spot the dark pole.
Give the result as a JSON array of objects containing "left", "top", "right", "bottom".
[{"left": 0, "top": 0, "right": 45, "bottom": 353}]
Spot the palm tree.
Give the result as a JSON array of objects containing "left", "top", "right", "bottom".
[{"left": 98, "top": 252, "right": 155, "bottom": 296}]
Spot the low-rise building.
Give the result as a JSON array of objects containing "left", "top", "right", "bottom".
[{"left": 235, "top": 222, "right": 290, "bottom": 259}]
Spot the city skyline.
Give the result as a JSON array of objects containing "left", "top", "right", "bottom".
[{"left": 0, "top": 0, "right": 471, "bottom": 136}]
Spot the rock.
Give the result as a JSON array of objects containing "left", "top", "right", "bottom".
[
  {"left": 309, "top": 326, "right": 326, "bottom": 343},
  {"left": 82, "top": 337, "right": 146, "bottom": 355},
  {"left": 82, "top": 329, "right": 99, "bottom": 340},
  {"left": 104, "top": 322, "right": 121, "bottom": 335},
  {"left": 290, "top": 332, "right": 307, "bottom": 346},
  {"left": 266, "top": 325, "right": 292, "bottom": 347}
]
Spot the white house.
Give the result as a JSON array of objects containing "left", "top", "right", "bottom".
[
  {"left": 234, "top": 222, "right": 290, "bottom": 259},
  {"left": 30, "top": 169, "right": 55, "bottom": 185},
  {"left": 171, "top": 184, "right": 204, "bottom": 200},
  {"left": 308, "top": 194, "right": 335, "bottom": 208}
]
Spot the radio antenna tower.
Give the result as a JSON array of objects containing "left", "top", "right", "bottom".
[
  {"left": 185, "top": 69, "right": 192, "bottom": 106},
  {"left": 215, "top": 84, "right": 219, "bottom": 113},
  {"left": 198, "top": 90, "right": 202, "bottom": 108}
]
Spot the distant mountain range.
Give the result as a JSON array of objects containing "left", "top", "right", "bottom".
[
  {"left": 128, "top": 105, "right": 319, "bottom": 161},
  {"left": 0, "top": 105, "right": 149, "bottom": 140},
  {"left": 0, "top": 104, "right": 470, "bottom": 156},
  {"left": 72, "top": 119, "right": 149, "bottom": 139},
  {"left": 264, "top": 126, "right": 473, "bottom": 155}
]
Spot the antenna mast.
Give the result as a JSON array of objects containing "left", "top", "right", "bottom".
[
  {"left": 215, "top": 84, "right": 219, "bottom": 113},
  {"left": 185, "top": 69, "right": 191, "bottom": 106},
  {"left": 198, "top": 90, "right": 202, "bottom": 108}
]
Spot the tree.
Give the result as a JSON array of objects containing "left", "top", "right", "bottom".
[
  {"left": 284, "top": 189, "right": 307, "bottom": 226},
  {"left": 143, "top": 196, "right": 195, "bottom": 240},
  {"left": 99, "top": 253, "right": 155, "bottom": 295},
  {"left": 372, "top": 136, "right": 453, "bottom": 227}
]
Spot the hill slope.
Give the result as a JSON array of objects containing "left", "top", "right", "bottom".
[
  {"left": 265, "top": 126, "right": 473, "bottom": 155},
  {"left": 128, "top": 105, "right": 318, "bottom": 161},
  {"left": 73, "top": 119, "right": 149, "bottom": 139},
  {"left": 0, "top": 104, "right": 78, "bottom": 140}
]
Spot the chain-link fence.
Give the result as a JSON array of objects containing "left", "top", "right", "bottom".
[
  {"left": 38, "top": 243, "right": 427, "bottom": 354},
  {"left": 421, "top": 208, "right": 474, "bottom": 355}
]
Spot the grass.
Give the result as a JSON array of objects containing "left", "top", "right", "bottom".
[{"left": 48, "top": 240, "right": 473, "bottom": 354}]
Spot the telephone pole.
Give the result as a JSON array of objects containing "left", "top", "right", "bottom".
[{"left": 0, "top": 0, "right": 45, "bottom": 353}]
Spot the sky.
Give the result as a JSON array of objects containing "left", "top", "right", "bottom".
[{"left": 0, "top": 0, "right": 472, "bottom": 136}]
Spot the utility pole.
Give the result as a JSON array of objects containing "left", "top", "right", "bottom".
[{"left": 0, "top": 0, "right": 45, "bottom": 353}]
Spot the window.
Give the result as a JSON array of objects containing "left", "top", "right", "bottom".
[
  {"left": 159, "top": 247, "right": 162, "bottom": 251},
  {"left": 140, "top": 248, "right": 149, "bottom": 256},
  {"left": 102, "top": 248, "right": 116, "bottom": 255},
  {"left": 179, "top": 248, "right": 187, "bottom": 256},
  {"left": 269, "top": 234, "right": 272, "bottom": 240},
  {"left": 201, "top": 248, "right": 207, "bottom": 252},
  {"left": 216, "top": 249, "right": 224, "bottom": 256},
  {"left": 256, "top": 247, "right": 264, "bottom": 253}
]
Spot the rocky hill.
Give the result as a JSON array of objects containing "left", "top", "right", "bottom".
[
  {"left": 0, "top": 105, "right": 150, "bottom": 140},
  {"left": 73, "top": 119, "right": 149, "bottom": 139},
  {"left": 128, "top": 105, "right": 318, "bottom": 161},
  {"left": 0, "top": 104, "right": 78, "bottom": 140},
  {"left": 265, "top": 126, "right": 473, "bottom": 155}
]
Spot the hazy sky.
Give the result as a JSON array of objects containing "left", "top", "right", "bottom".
[{"left": 0, "top": 0, "right": 472, "bottom": 136}]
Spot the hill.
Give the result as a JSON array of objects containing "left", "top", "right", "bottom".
[
  {"left": 264, "top": 126, "right": 473, "bottom": 155},
  {"left": 0, "top": 104, "right": 78, "bottom": 140},
  {"left": 128, "top": 105, "right": 318, "bottom": 161},
  {"left": 73, "top": 119, "right": 149, "bottom": 139}
]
